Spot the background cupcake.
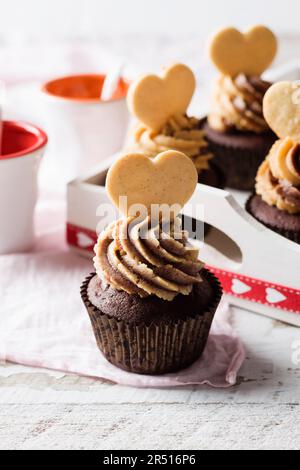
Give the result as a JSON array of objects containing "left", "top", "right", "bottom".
[
  {"left": 81, "top": 149, "right": 222, "bottom": 375},
  {"left": 246, "top": 82, "right": 300, "bottom": 243},
  {"left": 126, "top": 63, "right": 225, "bottom": 189},
  {"left": 204, "top": 25, "right": 278, "bottom": 190}
]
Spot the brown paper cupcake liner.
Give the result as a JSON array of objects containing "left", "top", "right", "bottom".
[
  {"left": 198, "top": 118, "right": 227, "bottom": 191},
  {"left": 200, "top": 162, "right": 226, "bottom": 190},
  {"left": 246, "top": 195, "right": 300, "bottom": 245},
  {"left": 182, "top": 163, "right": 226, "bottom": 239},
  {"left": 203, "top": 119, "right": 276, "bottom": 191},
  {"left": 207, "top": 140, "right": 270, "bottom": 191},
  {"left": 81, "top": 269, "right": 222, "bottom": 375}
]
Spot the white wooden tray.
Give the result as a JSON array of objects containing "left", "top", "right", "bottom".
[{"left": 67, "top": 154, "right": 300, "bottom": 326}]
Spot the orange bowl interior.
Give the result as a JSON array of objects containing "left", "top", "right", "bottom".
[{"left": 43, "top": 74, "right": 129, "bottom": 102}]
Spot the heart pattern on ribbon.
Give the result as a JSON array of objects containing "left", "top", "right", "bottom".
[
  {"left": 266, "top": 288, "right": 287, "bottom": 305},
  {"left": 77, "top": 232, "right": 95, "bottom": 249},
  {"left": 231, "top": 279, "right": 252, "bottom": 295}
]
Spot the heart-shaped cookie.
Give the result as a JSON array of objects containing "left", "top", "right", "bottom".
[
  {"left": 209, "top": 25, "right": 277, "bottom": 77},
  {"left": 127, "top": 63, "right": 196, "bottom": 132},
  {"left": 263, "top": 81, "right": 300, "bottom": 141},
  {"left": 106, "top": 150, "right": 198, "bottom": 217}
]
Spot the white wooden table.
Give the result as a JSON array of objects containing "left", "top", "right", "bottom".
[
  {"left": 1, "top": 306, "right": 299, "bottom": 450},
  {"left": 1, "top": 34, "right": 300, "bottom": 451}
]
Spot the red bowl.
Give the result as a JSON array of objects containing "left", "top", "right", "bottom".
[{"left": 0, "top": 121, "right": 48, "bottom": 161}]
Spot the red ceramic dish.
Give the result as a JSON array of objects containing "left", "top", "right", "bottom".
[
  {"left": 42, "top": 74, "right": 129, "bottom": 103},
  {"left": 0, "top": 121, "right": 48, "bottom": 161}
]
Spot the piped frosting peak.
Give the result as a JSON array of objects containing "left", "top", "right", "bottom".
[{"left": 94, "top": 217, "right": 203, "bottom": 301}]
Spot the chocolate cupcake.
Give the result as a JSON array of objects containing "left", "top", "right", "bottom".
[
  {"left": 246, "top": 82, "right": 300, "bottom": 243},
  {"left": 125, "top": 63, "right": 225, "bottom": 189},
  {"left": 204, "top": 26, "right": 278, "bottom": 190},
  {"left": 81, "top": 150, "right": 222, "bottom": 375},
  {"left": 247, "top": 139, "right": 300, "bottom": 244},
  {"left": 81, "top": 222, "right": 222, "bottom": 375}
]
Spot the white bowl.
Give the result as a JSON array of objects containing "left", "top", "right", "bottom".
[
  {"left": 0, "top": 121, "right": 47, "bottom": 254},
  {"left": 41, "top": 74, "right": 130, "bottom": 189}
]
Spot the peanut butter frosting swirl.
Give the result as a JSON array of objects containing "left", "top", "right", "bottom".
[
  {"left": 127, "top": 114, "right": 213, "bottom": 173},
  {"left": 94, "top": 216, "right": 204, "bottom": 301},
  {"left": 256, "top": 137, "right": 300, "bottom": 214},
  {"left": 208, "top": 74, "right": 271, "bottom": 134}
]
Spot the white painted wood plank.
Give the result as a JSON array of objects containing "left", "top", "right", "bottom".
[{"left": 0, "top": 403, "right": 299, "bottom": 450}]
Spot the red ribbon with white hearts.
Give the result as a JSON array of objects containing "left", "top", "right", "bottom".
[{"left": 207, "top": 266, "right": 300, "bottom": 314}]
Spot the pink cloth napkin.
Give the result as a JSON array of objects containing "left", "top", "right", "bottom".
[{"left": 0, "top": 197, "right": 245, "bottom": 388}]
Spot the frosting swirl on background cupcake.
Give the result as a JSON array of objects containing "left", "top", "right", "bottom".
[
  {"left": 208, "top": 74, "right": 272, "bottom": 134},
  {"left": 127, "top": 114, "right": 213, "bottom": 173},
  {"left": 94, "top": 216, "right": 203, "bottom": 301},
  {"left": 256, "top": 137, "right": 300, "bottom": 214}
]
